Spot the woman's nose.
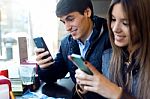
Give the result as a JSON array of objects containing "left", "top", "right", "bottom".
[{"left": 112, "top": 22, "right": 121, "bottom": 33}]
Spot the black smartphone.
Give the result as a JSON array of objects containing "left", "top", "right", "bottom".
[
  {"left": 33, "top": 37, "right": 53, "bottom": 61},
  {"left": 70, "top": 54, "right": 93, "bottom": 75}
]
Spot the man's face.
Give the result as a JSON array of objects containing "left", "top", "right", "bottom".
[{"left": 59, "top": 9, "right": 92, "bottom": 42}]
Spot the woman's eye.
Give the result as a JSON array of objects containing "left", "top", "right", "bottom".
[
  {"left": 111, "top": 18, "right": 116, "bottom": 22},
  {"left": 123, "top": 21, "right": 129, "bottom": 26}
]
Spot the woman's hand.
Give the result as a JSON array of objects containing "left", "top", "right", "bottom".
[
  {"left": 75, "top": 61, "right": 122, "bottom": 99},
  {"left": 35, "top": 48, "right": 54, "bottom": 69}
]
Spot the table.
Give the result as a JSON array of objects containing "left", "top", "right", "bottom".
[
  {"left": 42, "top": 83, "right": 72, "bottom": 98},
  {"left": 16, "top": 77, "right": 74, "bottom": 99}
]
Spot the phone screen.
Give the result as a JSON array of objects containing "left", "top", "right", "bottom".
[{"left": 71, "top": 54, "right": 93, "bottom": 75}]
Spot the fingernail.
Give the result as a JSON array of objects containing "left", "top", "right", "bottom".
[{"left": 84, "top": 61, "right": 87, "bottom": 64}]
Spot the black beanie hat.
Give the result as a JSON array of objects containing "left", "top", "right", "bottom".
[{"left": 56, "top": 0, "right": 93, "bottom": 17}]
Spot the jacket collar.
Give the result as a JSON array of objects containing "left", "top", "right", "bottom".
[
  {"left": 89, "top": 16, "right": 107, "bottom": 44},
  {"left": 68, "top": 16, "right": 107, "bottom": 56}
]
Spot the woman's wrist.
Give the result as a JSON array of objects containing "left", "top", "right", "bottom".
[
  {"left": 110, "top": 86, "right": 123, "bottom": 99},
  {"left": 118, "top": 87, "right": 123, "bottom": 99}
]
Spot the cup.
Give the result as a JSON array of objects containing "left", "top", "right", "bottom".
[{"left": 19, "top": 65, "right": 36, "bottom": 85}]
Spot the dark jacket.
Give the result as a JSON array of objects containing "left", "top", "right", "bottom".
[{"left": 38, "top": 16, "right": 111, "bottom": 99}]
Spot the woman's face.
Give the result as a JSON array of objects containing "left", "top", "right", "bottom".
[{"left": 111, "top": 3, "right": 130, "bottom": 47}]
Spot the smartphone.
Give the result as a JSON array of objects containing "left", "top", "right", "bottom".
[
  {"left": 70, "top": 54, "right": 93, "bottom": 75},
  {"left": 33, "top": 37, "right": 53, "bottom": 61}
]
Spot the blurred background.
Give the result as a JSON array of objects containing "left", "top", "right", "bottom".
[{"left": 0, "top": 0, "right": 111, "bottom": 95}]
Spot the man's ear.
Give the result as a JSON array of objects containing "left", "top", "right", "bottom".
[{"left": 84, "top": 7, "right": 92, "bottom": 18}]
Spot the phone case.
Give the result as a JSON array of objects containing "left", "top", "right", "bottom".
[
  {"left": 71, "top": 54, "right": 93, "bottom": 75},
  {"left": 33, "top": 37, "right": 53, "bottom": 61}
]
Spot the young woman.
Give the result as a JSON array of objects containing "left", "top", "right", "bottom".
[{"left": 74, "top": 0, "right": 150, "bottom": 98}]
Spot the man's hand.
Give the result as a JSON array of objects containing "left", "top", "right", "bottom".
[{"left": 35, "top": 48, "right": 54, "bottom": 69}]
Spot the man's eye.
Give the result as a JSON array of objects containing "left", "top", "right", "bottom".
[
  {"left": 67, "top": 18, "right": 74, "bottom": 21},
  {"left": 61, "top": 21, "right": 65, "bottom": 24},
  {"left": 60, "top": 20, "right": 65, "bottom": 24},
  {"left": 66, "top": 16, "right": 74, "bottom": 21}
]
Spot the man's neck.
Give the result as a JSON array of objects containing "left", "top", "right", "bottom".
[{"left": 80, "top": 21, "right": 93, "bottom": 43}]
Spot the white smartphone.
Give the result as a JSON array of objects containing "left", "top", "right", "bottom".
[{"left": 70, "top": 54, "right": 93, "bottom": 75}]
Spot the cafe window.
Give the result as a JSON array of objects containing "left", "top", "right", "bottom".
[
  {"left": 0, "top": 0, "right": 61, "bottom": 94},
  {"left": 0, "top": 0, "right": 29, "bottom": 60},
  {"left": 0, "top": 0, "right": 59, "bottom": 62}
]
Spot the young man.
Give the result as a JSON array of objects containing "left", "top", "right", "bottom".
[{"left": 35, "top": 0, "right": 111, "bottom": 98}]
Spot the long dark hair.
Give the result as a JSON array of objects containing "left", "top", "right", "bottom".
[{"left": 107, "top": 0, "right": 150, "bottom": 98}]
